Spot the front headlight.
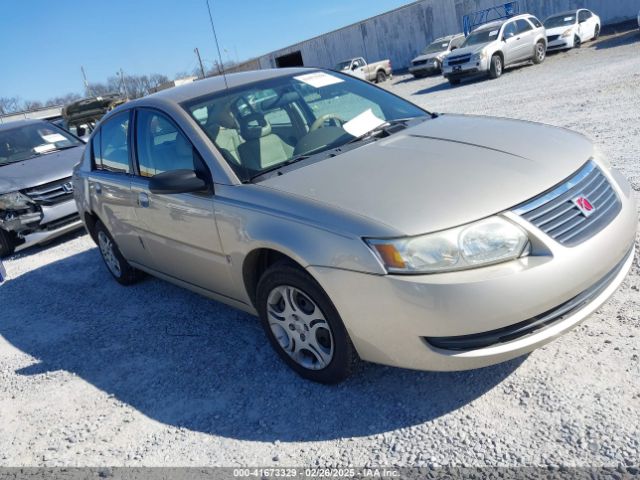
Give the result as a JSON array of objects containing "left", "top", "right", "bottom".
[
  {"left": 0, "top": 192, "right": 34, "bottom": 210},
  {"left": 471, "top": 51, "right": 488, "bottom": 63},
  {"left": 366, "top": 216, "right": 530, "bottom": 274},
  {"left": 561, "top": 28, "right": 574, "bottom": 38}
]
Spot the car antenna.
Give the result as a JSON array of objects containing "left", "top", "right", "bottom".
[{"left": 206, "top": 0, "right": 229, "bottom": 90}]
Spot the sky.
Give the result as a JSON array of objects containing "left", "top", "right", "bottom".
[{"left": 0, "top": 0, "right": 413, "bottom": 103}]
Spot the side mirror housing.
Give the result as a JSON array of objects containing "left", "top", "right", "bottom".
[{"left": 149, "top": 169, "right": 209, "bottom": 195}]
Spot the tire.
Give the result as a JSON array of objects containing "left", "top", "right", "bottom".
[
  {"left": 0, "top": 228, "right": 16, "bottom": 258},
  {"left": 376, "top": 71, "right": 387, "bottom": 83},
  {"left": 594, "top": 25, "right": 600, "bottom": 40},
  {"left": 256, "top": 262, "right": 358, "bottom": 384},
  {"left": 532, "top": 41, "right": 546, "bottom": 64},
  {"left": 448, "top": 78, "right": 461, "bottom": 86},
  {"left": 94, "top": 220, "right": 142, "bottom": 285},
  {"left": 489, "top": 54, "right": 503, "bottom": 79},
  {"left": 574, "top": 35, "right": 582, "bottom": 48}
]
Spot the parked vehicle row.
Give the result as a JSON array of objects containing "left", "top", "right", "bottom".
[{"left": 410, "top": 8, "right": 601, "bottom": 86}]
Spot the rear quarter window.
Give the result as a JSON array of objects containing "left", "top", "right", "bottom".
[{"left": 528, "top": 16, "right": 543, "bottom": 28}]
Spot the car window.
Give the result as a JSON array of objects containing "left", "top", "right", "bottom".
[
  {"left": 96, "top": 111, "right": 130, "bottom": 173},
  {"left": 503, "top": 22, "right": 518, "bottom": 39},
  {"left": 135, "top": 109, "right": 196, "bottom": 177},
  {"left": 452, "top": 36, "right": 466, "bottom": 48},
  {"left": 579, "top": 10, "right": 591, "bottom": 22},
  {"left": 516, "top": 19, "right": 533, "bottom": 33},
  {"left": 528, "top": 16, "right": 543, "bottom": 28},
  {"left": 353, "top": 59, "right": 365, "bottom": 69}
]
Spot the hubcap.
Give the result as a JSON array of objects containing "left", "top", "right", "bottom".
[
  {"left": 537, "top": 44, "right": 545, "bottom": 61},
  {"left": 266, "top": 285, "right": 334, "bottom": 370},
  {"left": 98, "top": 231, "right": 122, "bottom": 278},
  {"left": 495, "top": 57, "right": 502, "bottom": 75}
]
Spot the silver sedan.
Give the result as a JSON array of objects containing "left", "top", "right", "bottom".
[{"left": 73, "top": 68, "right": 637, "bottom": 383}]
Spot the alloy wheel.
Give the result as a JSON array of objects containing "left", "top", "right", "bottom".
[
  {"left": 536, "top": 43, "right": 546, "bottom": 62},
  {"left": 266, "top": 285, "right": 334, "bottom": 370},
  {"left": 98, "top": 231, "right": 122, "bottom": 278}
]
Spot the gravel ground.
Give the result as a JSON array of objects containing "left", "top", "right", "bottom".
[{"left": 1, "top": 28, "right": 639, "bottom": 468}]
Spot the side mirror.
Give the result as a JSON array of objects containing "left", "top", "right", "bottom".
[{"left": 149, "top": 169, "right": 208, "bottom": 195}]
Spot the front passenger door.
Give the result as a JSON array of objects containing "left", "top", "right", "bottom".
[{"left": 130, "top": 108, "right": 235, "bottom": 298}]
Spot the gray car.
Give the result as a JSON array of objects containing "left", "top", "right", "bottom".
[
  {"left": 442, "top": 14, "right": 546, "bottom": 85},
  {"left": 409, "top": 34, "right": 465, "bottom": 78},
  {"left": 73, "top": 68, "right": 637, "bottom": 383},
  {"left": 0, "top": 120, "right": 85, "bottom": 257}
]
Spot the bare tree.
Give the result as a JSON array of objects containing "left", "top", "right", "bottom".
[
  {"left": 0, "top": 97, "right": 21, "bottom": 115},
  {"left": 23, "top": 100, "right": 44, "bottom": 110}
]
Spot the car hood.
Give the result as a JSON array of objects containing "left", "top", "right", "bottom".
[
  {"left": 446, "top": 43, "right": 488, "bottom": 58},
  {"left": 545, "top": 25, "right": 576, "bottom": 36},
  {"left": 412, "top": 52, "right": 443, "bottom": 63},
  {"left": 0, "top": 146, "right": 84, "bottom": 194},
  {"left": 260, "top": 115, "right": 594, "bottom": 236}
]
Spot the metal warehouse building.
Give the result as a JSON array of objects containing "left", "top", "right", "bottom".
[{"left": 230, "top": 0, "right": 639, "bottom": 73}]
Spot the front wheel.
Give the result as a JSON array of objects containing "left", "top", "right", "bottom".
[
  {"left": 376, "top": 71, "right": 387, "bottom": 83},
  {"left": 594, "top": 25, "right": 600, "bottom": 40},
  {"left": 574, "top": 35, "right": 582, "bottom": 48},
  {"left": 95, "top": 221, "right": 143, "bottom": 285},
  {"left": 256, "top": 262, "right": 358, "bottom": 384},
  {"left": 489, "top": 54, "right": 503, "bottom": 79},
  {"left": 533, "top": 41, "right": 546, "bottom": 64}
]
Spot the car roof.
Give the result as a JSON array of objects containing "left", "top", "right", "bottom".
[
  {"left": 144, "top": 67, "right": 314, "bottom": 105},
  {"left": 472, "top": 14, "right": 532, "bottom": 32},
  {"left": 545, "top": 10, "right": 581, "bottom": 19},
  {"left": 0, "top": 119, "right": 49, "bottom": 132}
]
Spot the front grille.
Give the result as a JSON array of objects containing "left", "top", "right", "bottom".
[
  {"left": 425, "top": 247, "right": 631, "bottom": 351},
  {"left": 513, "top": 161, "right": 621, "bottom": 247},
  {"left": 23, "top": 177, "right": 74, "bottom": 206},
  {"left": 43, "top": 213, "right": 80, "bottom": 231},
  {"left": 547, "top": 34, "right": 560, "bottom": 42},
  {"left": 413, "top": 59, "right": 428, "bottom": 66},
  {"left": 447, "top": 54, "right": 471, "bottom": 66}
]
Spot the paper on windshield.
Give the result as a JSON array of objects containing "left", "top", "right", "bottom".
[
  {"left": 42, "top": 133, "right": 67, "bottom": 143},
  {"left": 33, "top": 144, "right": 56, "bottom": 154},
  {"left": 342, "top": 108, "right": 385, "bottom": 138},
  {"left": 294, "top": 72, "right": 343, "bottom": 88},
  {"left": 564, "top": 16, "right": 574, "bottom": 21},
  {"left": 489, "top": 30, "right": 499, "bottom": 37}
]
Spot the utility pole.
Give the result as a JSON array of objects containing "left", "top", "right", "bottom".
[
  {"left": 80, "top": 66, "right": 93, "bottom": 96},
  {"left": 119, "top": 68, "right": 129, "bottom": 99},
  {"left": 194, "top": 47, "right": 206, "bottom": 78}
]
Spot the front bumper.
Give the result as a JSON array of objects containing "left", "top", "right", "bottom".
[
  {"left": 308, "top": 168, "right": 637, "bottom": 372},
  {"left": 442, "top": 58, "right": 488, "bottom": 79},
  {"left": 409, "top": 61, "right": 440, "bottom": 76},
  {"left": 547, "top": 36, "right": 574, "bottom": 50}
]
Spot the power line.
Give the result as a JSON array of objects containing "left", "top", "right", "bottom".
[{"left": 205, "top": 0, "right": 228, "bottom": 89}]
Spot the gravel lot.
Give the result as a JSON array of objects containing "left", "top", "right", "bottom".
[{"left": 1, "top": 28, "right": 639, "bottom": 468}]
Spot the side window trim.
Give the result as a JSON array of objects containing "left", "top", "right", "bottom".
[{"left": 91, "top": 110, "right": 132, "bottom": 175}]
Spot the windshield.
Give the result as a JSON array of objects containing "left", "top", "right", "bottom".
[
  {"left": 463, "top": 27, "right": 501, "bottom": 47},
  {"left": 184, "top": 71, "right": 427, "bottom": 182},
  {"left": 544, "top": 14, "right": 576, "bottom": 28},
  {"left": 335, "top": 61, "right": 351, "bottom": 71},
  {"left": 422, "top": 39, "right": 450, "bottom": 54},
  {"left": 0, "top": 122, "right": 83, "bottom": 166}
]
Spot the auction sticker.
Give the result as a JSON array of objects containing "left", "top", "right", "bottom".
[
  {"left": 294, "top": 72, "right": 343, "bottom": 88},
  {"left": 42, "top": 133, "right": 67, "bottom": 143}
]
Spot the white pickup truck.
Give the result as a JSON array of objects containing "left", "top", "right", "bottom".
[{"left": 335, "top": 57, "right": 392, "bottom": 83}]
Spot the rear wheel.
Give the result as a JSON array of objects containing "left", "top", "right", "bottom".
[
  {"left": 489, "top": 54, "right": 503, "bottom": 79},
  {"left": 0, "top": 229, "right": 16, "bottom": 258},
  {"left": 376, "top": 70, "right": 387, "bottom": 83},
  {"left": 95, "top": 221, "right": 142, "bottom": 285},
  {"left": 533, "top": 41, "right": 546, "bottom": 64},
  {"left": 256, "top": 262, "right": 358, "bottom": 384}
]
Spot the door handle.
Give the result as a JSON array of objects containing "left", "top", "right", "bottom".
[
  {"left": 138, "top": 192, "right": 150, "bottom": 208},
  {"left": 94, "top": 183, "right": 102, "bottom": 194}
]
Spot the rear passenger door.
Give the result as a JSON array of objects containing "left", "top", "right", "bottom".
[
  {"left": 88, "top": 110, "right": 147, "bottom": 263},
  {"left": 130, "top": 108, "right": 235, "bottom": 297},
  {"left": 514, "top": 19, "right": 536, "bottom": 61}
]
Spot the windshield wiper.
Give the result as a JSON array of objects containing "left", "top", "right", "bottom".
[{"left": 249, "top": 154, "right": 310, "bottom": 182}]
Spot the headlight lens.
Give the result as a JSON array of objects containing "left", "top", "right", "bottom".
[
  {"left": 366, "top": 217, "right": 529, "bottom": 274},
  {"left": 561, "top": 28, "right": 574, "bottom": 38},
  {"left": 0, "top": 192, "right": 34, "bottom": 210},
  {"left": 471, "top": 51, "right": 487, "bottom": 63}
]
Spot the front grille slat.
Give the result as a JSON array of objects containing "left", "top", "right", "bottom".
[
  {"left": 513, "top": 161, "right": 621, "bottom": 247},
  {"left": 23, "top": 177, "right": 74, "bottom": 206}
]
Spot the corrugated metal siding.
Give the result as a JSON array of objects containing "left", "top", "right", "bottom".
[{"left": 251, "top": 0, "right": 639, "bottom": 72}]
